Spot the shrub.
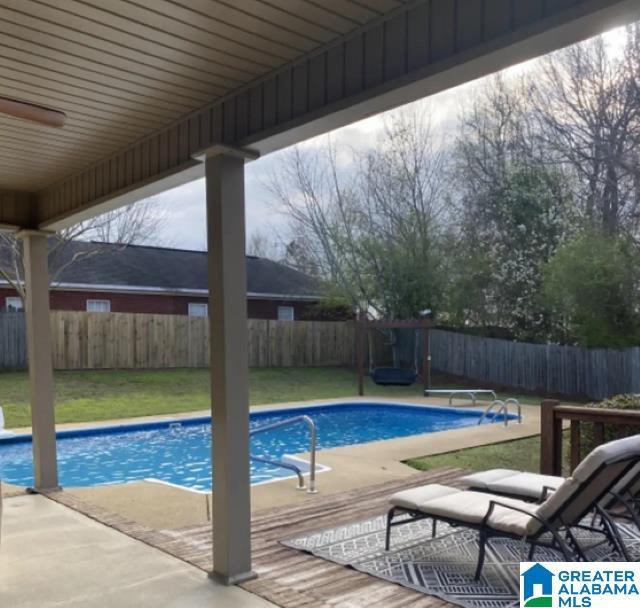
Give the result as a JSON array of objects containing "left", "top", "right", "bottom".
[
  {"left": 542, "top": 232, "right": 640, "bottom": 347},
  {"left": 580, "top": 394, "right": 640, "bottom": 456}
]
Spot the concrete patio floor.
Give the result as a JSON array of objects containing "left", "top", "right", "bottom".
[{"left": 0, "top": 494, "right": 275, "bottom": 608}]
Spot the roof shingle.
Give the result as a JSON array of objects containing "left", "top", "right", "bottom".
[{"left": 1, "top": 240, "right": 320, "bottom": 298}]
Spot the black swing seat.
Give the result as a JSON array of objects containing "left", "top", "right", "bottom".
[{"left": 371, "top": 367, "right": 417, "bottom": 386}]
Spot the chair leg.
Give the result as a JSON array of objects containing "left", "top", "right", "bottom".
[
  {"left": 475, "top": 531, "right": 488, "bottom": 581},
  {"left": 596, "top": 506, "right": 631, "bottom": 561},
  {"left": 528, "top": 543, "right": 536, "bottom": 561},
  {"left": 547, "top": 527, "right": 572, "bottom": 560},
  {"left": 385, "top": 508, "right": 396, "bottom": 551},
  {"left": 432, "top": 519, "right": 437, "bottom": 538},
  {"left": 613, "top": 491, "right": 640, "bottom": 531},
  {"left": 564, "top": 527, "right": 587, "bottom": 561}
]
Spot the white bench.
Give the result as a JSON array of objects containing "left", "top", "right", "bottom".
[{"left": 424, "top": 389, "right": 497, "bottom": 407}]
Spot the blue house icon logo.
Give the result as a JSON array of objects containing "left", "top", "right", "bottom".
[{"left": 521, "top": 563, "right": 554, "bottom": 607}]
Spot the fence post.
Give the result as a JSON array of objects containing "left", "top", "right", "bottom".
[
  {"left": 356, "top": 314, "right": 366, "bottom": 396},
  {"left": 422, "top": 321, "right": 430, "bottom": 395},
  {"left": 540, "top": 399, "right": 562, "bottom": 475}
]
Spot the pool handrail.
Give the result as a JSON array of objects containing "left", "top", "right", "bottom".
[
  {"left": 249, "top": 414, "right": 317, "bottom": 494},
  {"left": 477, "top": 398, "right": 522, "bottom": 426},
  {"left": 503, "top": 398, "right": 523, "bottom": 423}
]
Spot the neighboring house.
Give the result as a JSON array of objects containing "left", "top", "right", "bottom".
[{"left": 0, "top": 241, "right": 326, "bottom": 321}]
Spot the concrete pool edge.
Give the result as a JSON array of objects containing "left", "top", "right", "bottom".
[
  {"left": 143, "top": 454, "right": 333, "bottom": 495},
  {"left": 5, "top": 394, "right": 521, "bottom": 436},
  {"left": 1, "top": 397, "right": 519, "bottom": 444}
]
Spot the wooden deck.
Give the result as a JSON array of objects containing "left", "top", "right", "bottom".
[{"left": 50, "top": 467, "right": 468, "bottom": 608}]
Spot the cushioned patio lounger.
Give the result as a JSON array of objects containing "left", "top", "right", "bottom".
[
  {"left": 460, "top": 461, "right": 640, "bottom": 525},
  {"left": 386, "top": 435, "right": 640, "bottom": 580}
]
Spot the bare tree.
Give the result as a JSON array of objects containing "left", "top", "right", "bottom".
[
  {"left": 532, "top": 23, "right": 640, "bottom": 236},
  {"left": 0, "top": 197, "right": 168, "bottom": 302},
  {"left": 268, "top": 108, "right": 450, "bottom": 318},
  {"left": 268, "top": 139, "right": 364, "bottom": 305},
  {"left": 246, "top": 228, "right": 283, "bottom": 260}
]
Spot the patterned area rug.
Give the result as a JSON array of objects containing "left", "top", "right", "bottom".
[{"left": 282, "top": 515, "right": 640, "bottom": 608}]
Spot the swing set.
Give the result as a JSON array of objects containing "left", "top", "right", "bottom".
[{"left": 355, "top": 316, "right": 432, "bottom": 396}]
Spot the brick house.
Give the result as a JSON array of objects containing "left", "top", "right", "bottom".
[{"left": 0, "top": 241, "right": 325, "bottom": 320}]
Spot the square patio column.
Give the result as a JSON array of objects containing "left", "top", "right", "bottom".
[
  {"left": 205, "top": 150, "right": 256, "bottom": 585},
  {"left": 21, "top": 231, "right": 58, "bottom": 491}
]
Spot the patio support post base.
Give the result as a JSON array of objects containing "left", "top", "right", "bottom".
[{"left": 209, "top": 570, "right": 258, "bottom": 586}]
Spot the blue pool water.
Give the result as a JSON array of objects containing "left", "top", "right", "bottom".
[{"left": 0, "top": 402, "right": 514, "bottom": 491}]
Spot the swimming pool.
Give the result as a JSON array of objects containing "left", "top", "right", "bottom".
[{"left": 0, "top": 402, "right": 515, "bottom": 491}]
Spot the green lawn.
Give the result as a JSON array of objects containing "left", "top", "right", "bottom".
[
  {"left": 0, "top": 367, "right": 545, "bottom": 428},
  {"left": 407, "top": 432, "right": 573, "bottom": 476},
  {"left": 406, "top": 435, "right": 543, "bottom": 474}
]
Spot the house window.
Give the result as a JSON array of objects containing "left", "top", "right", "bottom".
[
  {"left": 86, "top": 299, "right": 111, "bottom": 313},
  {"left": 188, "top": 302, "right": 208, "bottom": 317},
  {"left": 5, "top": 297, "right": 23, "bottom": 312},
  {"left": 277, "top": 306, "right": 295, "bottom": 321}
]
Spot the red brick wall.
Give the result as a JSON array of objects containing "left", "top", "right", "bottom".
[{"left": 0, "top": 287, "right": 319, "bottom": 320}]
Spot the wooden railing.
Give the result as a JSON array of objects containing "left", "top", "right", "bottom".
[{"left": 540, "top": 399, "right": 640, "bottom": 475}]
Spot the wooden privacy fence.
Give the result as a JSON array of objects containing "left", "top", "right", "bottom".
[
  {"left": 3, "top": 312, "right": 639, "bottom": 396},
  {"left": 430, "top": 329, "right": 640, "bottom": 399},
  {"left": 0, "top": 311, "right": 355, "bottom": 370},
  {"left": 0, "top": 312, "right": 26, "bottom": 369}
]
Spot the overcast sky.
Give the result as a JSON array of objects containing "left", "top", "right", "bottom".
[
  {"left": 147, "top": 78, "right": 484, "bottom": 252},
  {"left": 144, "top": 27, "right": 625, "bottom": 252}
]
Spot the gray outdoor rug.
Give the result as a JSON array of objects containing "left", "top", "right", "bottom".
[{"left": 282, "top": 514, "right": 640, "bottom": 608}]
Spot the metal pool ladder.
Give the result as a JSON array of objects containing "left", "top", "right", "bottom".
[
  {"left": 250, "top": 415, "right": 318, "bottom": 494},
  {"left": 478, "top": 398, "right": 522, "bottom": 427}
]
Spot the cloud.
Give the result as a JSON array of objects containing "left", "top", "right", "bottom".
[{"left": 149, "top": 160, "right": 286, "bottom": 250}]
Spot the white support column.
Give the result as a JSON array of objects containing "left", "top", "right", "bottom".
[
  {"left": 22, "top": 231, "right": 58, "bottom": 491},
  {"left": 205, "top": 151, "right": 255, "bottom": 585}
]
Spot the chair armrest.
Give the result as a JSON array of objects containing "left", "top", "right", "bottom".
[
  {"left": 540, "top": 485, "right": 556, "bottom": 502},
  {"left": 481, "top": 499, "right": 549, "bottom": 532}
]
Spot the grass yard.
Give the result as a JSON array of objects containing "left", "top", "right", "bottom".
[
  {"left": 407, "top": 432, "right": 573, "bottom": 476},
  {"left": 0, "top": 367, "right": 544, "bottom": 429},
  {"left": 407, "top": 436, "right": 542, "bottom": 474},
  {"left": 0, "top": 367, "right": 417, "bottom": 428}
]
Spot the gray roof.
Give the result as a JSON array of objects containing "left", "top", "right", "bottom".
[{"left": 1, "top": 240, "right": 320, "bottom": 298}]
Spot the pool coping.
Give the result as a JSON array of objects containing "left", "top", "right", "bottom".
[
  {"left": 1, "top": 397, "right": 518, "bottom": 444},
  {"left": 0, "top": 399, "right": 518, "bottom": 445}
]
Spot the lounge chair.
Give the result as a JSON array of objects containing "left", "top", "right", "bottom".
[
  {"left": 460, "top": 460, "right": 640, "bottom": 526},
  {"left": 386, "top": 435, "right": 640, "bottom": 579}
]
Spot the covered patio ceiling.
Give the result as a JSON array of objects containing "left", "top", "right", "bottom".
[
  {"left": 0, "top": 0, "right": 409, "bottom": 192},
  {"left": 0, "top": 0, "right": 638, "bottom": 231}
]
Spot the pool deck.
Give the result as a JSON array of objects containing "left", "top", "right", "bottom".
[
  {"left": 2, "top": 396, "right": 543, "bottom": 530},
  {"left": 0, "top": 493, "right": 276, "bottom": 608},
  {"left": 46, "top": 466, "right": 469, "bottom": 607}
]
